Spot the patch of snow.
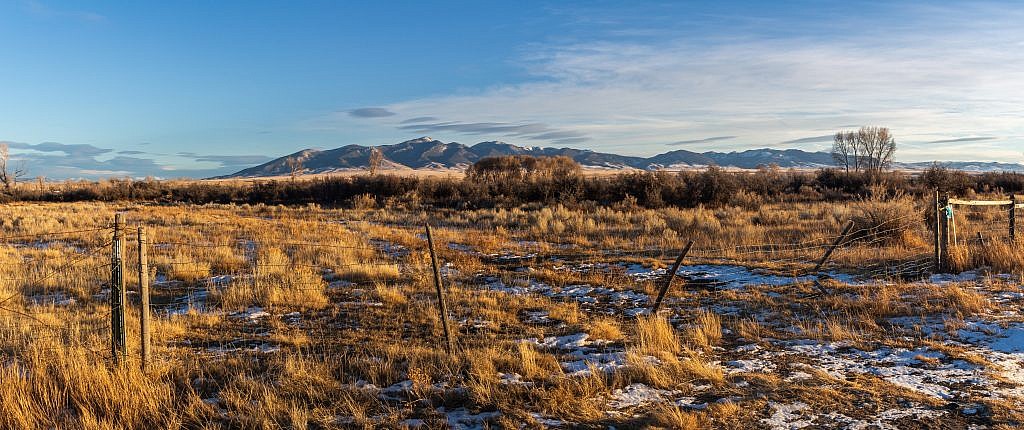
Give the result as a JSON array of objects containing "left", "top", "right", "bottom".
[
  {"left": 498, "top": 372, "right": 533, "bottom": 386},
  {"left": 165, "top": 288, "right": 209, "bottom": 316},
  {"left": 929, "top": 271, "right": 979, "bottom": 283},
  {"left": 780, "top": 341, "right": 980, "bottom": 400},
  {"left": 398, "top": 418, "right": 424, "bottom": 428},
  {"left": 231, "top": 306, "right": 270, "bottom": 321},
  {"left": 447, "top": 243, "right": 475, "bottom": 253},
  {"left": 626, "top": 263, "right": 815, "bottom": 290},
  {"left": 762, "top": 402, "right": 812, "bottom": 429},
  {"left": 607, "top": 383, "right": 681, "bottom": 409},
  {"left": 439, "top": 407, "right": 501, "bottom": 430},
  {"left": 523, "top": 310, "right": 550, "bottom": 324},
  {"left": 726, "top": 358, "right": 775, "bottom": 374},
  {"left": 370, "top": 239, "right": 409, "bottom": 258},
  {"left": 529, "top": 413, "right": 565, "bottom": 427},
  {"left": 27, "top": 292, "right": 75, "bottom": 307},
  {"left": 562, "top": 351, "right": 627, "bottom": 376},
  {"left": 527, "top": 333, "right": 593, "bottom": 349}
]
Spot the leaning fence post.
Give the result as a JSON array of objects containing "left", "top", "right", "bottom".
[
  {"left": 812, "top": 220, "right": 856, "bottom": 294},
  {"left": 425, "top": 224, "right": 454, "bottom": 355},
  {"left": 138, "top": 227, "right": 150, "bottom": 371},
  {"left": 111, "top": 213, "right": 127, "bottom": 365},
  {"left": 651, "top": 241, "right": 693, "bottom": 314}
]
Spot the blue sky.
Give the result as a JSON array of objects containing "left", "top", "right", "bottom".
[{"left": 2, "top": 1, "right": 1023, "bottom": 178}]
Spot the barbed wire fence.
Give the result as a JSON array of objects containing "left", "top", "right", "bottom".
[{"left": 0, "top": 194, "right": 1015, "bottom": 371}]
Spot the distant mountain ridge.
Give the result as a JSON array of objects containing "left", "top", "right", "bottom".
[{"left": 218, "top": 136, "right": 1024, "bottom": 178}]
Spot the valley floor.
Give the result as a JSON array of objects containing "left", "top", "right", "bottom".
[{"left": 0, "top": 200, "right": 1022, "bottom": 429}]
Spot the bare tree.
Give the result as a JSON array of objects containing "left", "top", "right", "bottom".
[
  {"left": 367, "top": 147, "right": 384, "bottom": 175},
  {"left": 285, "top": 156, "right": 305, "bottom": 181},
  {"left": 831, "top": 131, "right": 855, "bottom": 173},
  {"left": 855, "top": 126, "right": 896, "bottom": 174},
  {"left": 0, "top": 144, "right": 26, "bottom": 191},
  {"left": 830, "top": 127, "right": 895, "bottom": 174}
]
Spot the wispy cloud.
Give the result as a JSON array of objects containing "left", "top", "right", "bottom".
[
  {"left": 927, "top": 136, "right": 999, "bottom": 144},
  {"left": 5, "top": 141, "right": 111, "bottom": 157},
  {"left": 312, "top": 3, "right": 1024, "bottom": 161},
  {"left": 23, "top": 0, "right": 105, "bottom": 22},
  {"left": 398, "top": 120, "right": 588, "bottom": 143},
  {"left": 669, "top": 136, "right": 736, "bottom": 146},
  {"left": 348, "top": 107, "right": 396, "bottom": 118},
  {"left": 187, "top": 153, "right": 270, "bottom": 165},
  {"left": 780, "top": 135, "right": 834, "bottom": 144},
  {"left": 400, "top": 116, "right": 438, "bottom": 124},
  {"left": 0, "top": 140, "right": 269, "bottom": 179}
]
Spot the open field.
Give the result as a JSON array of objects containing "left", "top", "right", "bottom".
[{"left": 1, "top": 198, "right": 1023, "bottom": 429}]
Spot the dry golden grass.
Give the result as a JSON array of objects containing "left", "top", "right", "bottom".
[
  {"left": 586, "top": 317, "right": 625, "bottom": 342},
  {"left": 634, "top": 315, "right": 681, "bottom": 356},
  {"left": 0, "top": 198, "right": 1019, "bottom": 428},
  {"left": 686, "top": 310, "right": 722, "bottom": 350}
]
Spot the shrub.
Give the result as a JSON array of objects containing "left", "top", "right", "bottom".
[{"left": 850, "top": 194, "right": 921, "bottom": 245}]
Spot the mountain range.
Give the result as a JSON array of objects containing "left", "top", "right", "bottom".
[{"left": 219, "top": 137, "right": 1024, "bottom": 178}]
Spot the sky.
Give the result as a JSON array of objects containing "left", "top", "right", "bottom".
[{"left": 1, "top": 0, "right": 1023, "bottom": 178}]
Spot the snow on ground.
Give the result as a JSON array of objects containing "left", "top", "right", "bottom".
[
  {"left": 438, "top": 407, "right": 501, "bottom": 430},
  {"left": 778, "top": 341, "right": 980, "bottom": 400},
  {"left": 607, "top": 383, "right": 681, "bottom": 410},
  {"left": 524, "top": 333, "right": 627, "bottom": 376},
  {"left": 205, "top": 342, "right": 281, "bottom": 355},
  {"left": 625, "top": 263, "right": 817, "bottom": 290},
  {"left": 27, "top": 291, "right": 76, "bottom": 306},
  {"left": 230, "top": 306, "right": 270, "bottom": 321},
  {"left": 479, "top": 275, "right": 649, "bottom": 312},
  {"left": 369, "top": 239, "right": 409, "bottom": 258},
  {"left": 164, "top": 288, "right": 210, "bottom": 316},
  {"left": 762, "top": 402, "right": 813, "bottom": 429}
]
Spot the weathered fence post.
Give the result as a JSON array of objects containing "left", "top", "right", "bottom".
[
  {"left": 814, "top": 220, "right": 856, "bottom": 274},
  {"left": 933, "top": 190, "right": 942, "bottom": 273},
  {"left": 940, "top": 193, "right": 951, "bottom": 272},
  {"left": 251, "top": 237, "right": 260, "bottom": 295},
  {"left": 111, "top": 213, "right": 127, "bottom": 365},
  {"left": 812, "top": 220, "right": 856, "bottom": 294},
  {"left": 138, "top": 226, "right": 150, "bottom": 371},
  {"left": 651, "top": 241, "right": 693, "bottom": 314},
  {"left": 425, "top": 224, "right": 454, "bottom": 355},
  {"left": 1010, "top": 194, "right": 1017, "bottom": 244}
]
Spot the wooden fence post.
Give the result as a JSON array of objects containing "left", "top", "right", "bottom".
[
  {"left": 812, "top": 220, "right": 856, "bottom": 294},
  {"left": 940, "top": 193, "right": 951, "bottom": 273},
  {"left": 138, "top": 227, "right": 150, "bottom": 371},
  {"left": 425, "top": 225, "right": 454, "bottom": 355},
  {"left": 251, "top": 237, "right": 260, "bottom": 295},
  {"left": 651, "top": 241, "right": 693, "bottom": 314},
  {"left": 933, "top": 190, "right": 942, "bottom": 273},
  {"left": 111, "top": 213, "right": 127, "bottom": 365},
  {"left": 814, "top": 220, "right": 856, "bottom": 273}
]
